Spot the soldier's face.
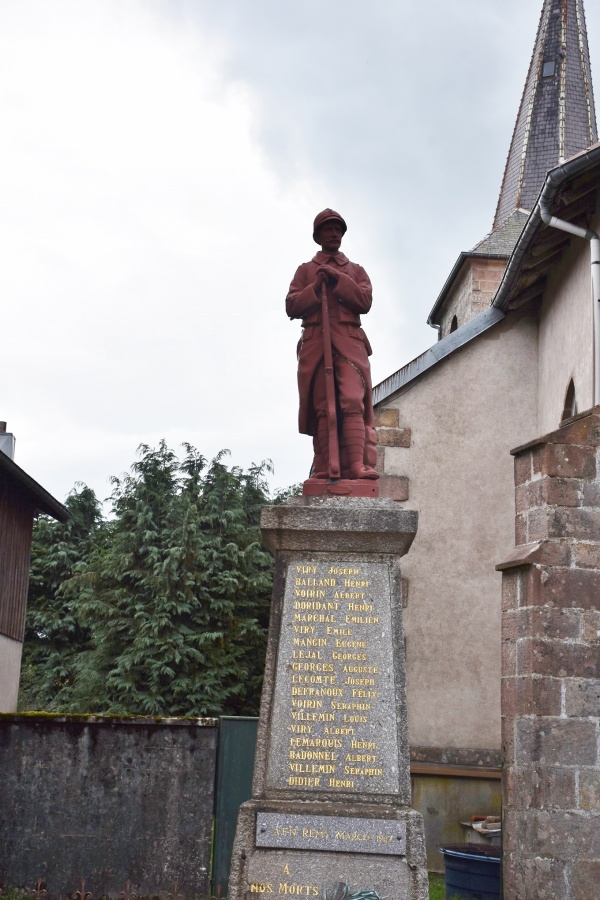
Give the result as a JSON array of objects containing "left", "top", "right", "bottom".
[{"left": 318, "top": 221, "right": 344, "bottom": 253}]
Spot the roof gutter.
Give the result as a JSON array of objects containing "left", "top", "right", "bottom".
[
  {"left": 492, "top": 143, "right": 600, "bottom": 404},
  {"left": 538, "top": 198, "right": 600, "bottom": 405},
  {"left": 493, "top": 143, "right": 600, "bottom": 314}
]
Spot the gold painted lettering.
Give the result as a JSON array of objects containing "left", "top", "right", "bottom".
[
  {"left": 345, "top": 615, "right": 379, "bottom": 625},
  {"left": 328, "top": 776, "right": 355, "bottom": 788},
  {"left": 287, "top": 775, "right": 321, "bottom": 787}
]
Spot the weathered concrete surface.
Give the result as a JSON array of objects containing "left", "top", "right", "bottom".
[
  {"left": 0, "top": 715, "right": 217, "bottom": 898},
  {"left": 260, "top": 497, "right": 418, "bottom": 556},
  {"left": 232, "top": 800, "right": 428, "bottom": 900}
]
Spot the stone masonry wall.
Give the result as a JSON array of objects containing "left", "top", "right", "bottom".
[
  {"left": 498, "top": 407, "right": 600, "bottom": 899},
  {"left": 375, "top": 407, "right": 410, "bottom": 502},
  {"left": 438, "top": 257, "right": 506, "bottom": 338},
  {"left": 0, "top": 715, "right": 218, "bottom": 899}
]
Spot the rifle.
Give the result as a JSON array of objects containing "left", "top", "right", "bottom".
[{"left": 320, "top": 277, "right": 341, "bottom": 479}]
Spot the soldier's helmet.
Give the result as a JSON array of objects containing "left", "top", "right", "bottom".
[{"left": 313, "top": 209, "right": 347, "bottom": 244}]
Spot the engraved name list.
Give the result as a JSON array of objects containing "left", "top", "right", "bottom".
[{"left": 266, "top": 560, "right": 399, "bottom": 795}]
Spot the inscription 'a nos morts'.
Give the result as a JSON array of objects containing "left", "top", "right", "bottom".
[{"left": 266, "top": 560, "right": 399, "bottom": 794}]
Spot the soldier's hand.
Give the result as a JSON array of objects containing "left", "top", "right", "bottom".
[{"left": 316, "top": 265, "right": 339, "bottom": 285}]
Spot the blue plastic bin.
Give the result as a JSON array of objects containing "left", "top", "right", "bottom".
[{"left": 439, "top": 843, "right": 501, "bottom": 900}]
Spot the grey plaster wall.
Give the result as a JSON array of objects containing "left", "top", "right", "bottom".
[
  {"left": 379, "top": 313, "right": 539, "bottom": 751},
  {"left": 0, "top": 715, "right": 218, "bottom": 899},
  {"left": 538, "top": 209, "right": 598, "bottom": 433}
]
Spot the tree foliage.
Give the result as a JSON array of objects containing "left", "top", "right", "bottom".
[
  {"left": 20, "top": 442, "right": 280, "bottom": 717},
  {"left": 19, "top": 484, "right": 104, "bottom": 711}
]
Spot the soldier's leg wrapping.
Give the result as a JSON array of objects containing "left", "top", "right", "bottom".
[{"left": 335, "top": 357, "right": 378, "bottom": 480}]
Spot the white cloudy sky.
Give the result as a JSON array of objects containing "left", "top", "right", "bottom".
[{"left": 3, "top": 0, "right": 600, "bottom": 504}]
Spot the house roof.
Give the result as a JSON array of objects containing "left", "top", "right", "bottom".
[
  {"left": 493, "top": 0, "right": 597, "bottom": 229},
  {"left": 374, "top": 141, "right": 600, "bottom": 406},
  {"left": 0, "top": 452, "right": 69, "bottom": 521},
  {"left": 427, "top": 210, "right": 529, "bottom": 327}
]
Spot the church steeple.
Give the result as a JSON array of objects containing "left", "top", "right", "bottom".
[{"left": 493, "top": 0, "right": 597, "bottom": 229}]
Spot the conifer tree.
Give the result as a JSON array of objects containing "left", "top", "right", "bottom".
[
  {"left": 19, "top": 484, "right": 105, "bottom": 710},
  {"left": 20, "top": 443, "right": 281, "bottom": 716}
]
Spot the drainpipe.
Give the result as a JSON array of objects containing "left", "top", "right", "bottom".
[{"left": 538, "top": 198, "right": 600, "bottom": 407}]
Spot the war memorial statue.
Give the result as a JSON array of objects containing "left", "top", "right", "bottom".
[
  {"left": 227, "top": 211, "right": 427, "bottom": 900},
  {"left": 286, "top": 209, "right": 379, "bottom": 495}
]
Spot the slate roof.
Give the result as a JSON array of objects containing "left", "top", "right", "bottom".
[
  {"left": 493, "top": 0, "right": 597, "bottom": 229},
  {"left": 493, "top": 141, "right": 600, "bottom": 313},
  {"left": 471, "top": 209, "right": 530, "bottom": 256},
  {"left": 374, "top": 142, "right": 600, "bottom": 406}
]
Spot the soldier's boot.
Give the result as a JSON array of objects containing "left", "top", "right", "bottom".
[{"left": 342, "top": 414, "right": 379, "bottom": 480}]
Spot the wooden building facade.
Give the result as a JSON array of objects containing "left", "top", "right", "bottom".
[{"left": 0, "top": 442, "right": 68, "bottom": 711}]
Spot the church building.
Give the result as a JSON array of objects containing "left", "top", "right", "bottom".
[{"left": 373, "top": 0, "right": 599, "bottom": 869}]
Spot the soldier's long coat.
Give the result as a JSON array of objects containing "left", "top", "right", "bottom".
[{"left": 286, "top": 250, "right": 375, "bottom": 437}]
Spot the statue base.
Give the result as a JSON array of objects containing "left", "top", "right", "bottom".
[
  {"left": 227, "top": 498, "right": 428, "bottom": 900},
  {"left": 302, "top": 478, "right": 379, "bottom": 498}
]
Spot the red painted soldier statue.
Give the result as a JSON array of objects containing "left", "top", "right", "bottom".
[{"left": 286, "top": 209, "right": 379, "bottom": 491}]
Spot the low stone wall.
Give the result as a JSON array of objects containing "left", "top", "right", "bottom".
[
  {"left": 499, "top": 408, "right": 600, "bottom": 899},
  {"left": 0, "top": 714, "right": 218, "bottom": 899}
]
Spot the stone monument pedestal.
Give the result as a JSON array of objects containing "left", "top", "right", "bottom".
[{"left": 228, "top": 498, "right": 428, "bottom": 900}]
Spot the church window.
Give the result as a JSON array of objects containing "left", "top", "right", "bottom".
[
  {"left": 561, "top": 378, "right": 577, "bottom": 423},
  {"left": 542, "top": 60, "right": 556, "bottom": 78},
  {"left": 449, "top": 315, "right": 458, "bottom": 333}
]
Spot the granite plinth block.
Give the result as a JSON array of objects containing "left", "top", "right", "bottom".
[
  {"left": 229, "top": 498, "right": 427, "bottom": 900},
  {"left": 229, "top": 801, "right": 428, "bottom": 900},
  {"left": 260, "top": 497, "right": 418, "bottom": 556}
]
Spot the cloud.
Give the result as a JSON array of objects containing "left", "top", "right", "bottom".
[
  {"left": 2, "top": 0, "right": 599, "bottom": 502},
  {"left": 1, "top": 0, "right": 327, "bottom": 498}
]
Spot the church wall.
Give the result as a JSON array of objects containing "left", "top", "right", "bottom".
[
  {"left": 438, "top": 258, "right": 507, "bottom": 339},
  {"left": 538, "top": 212, "right": 598, "bottom": 432},
  {"left": 438, "top": 265, "right": 471, "bottom": 338},
  {"left": 377, "top": 314, "right": 539, "bottom": 753}
]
